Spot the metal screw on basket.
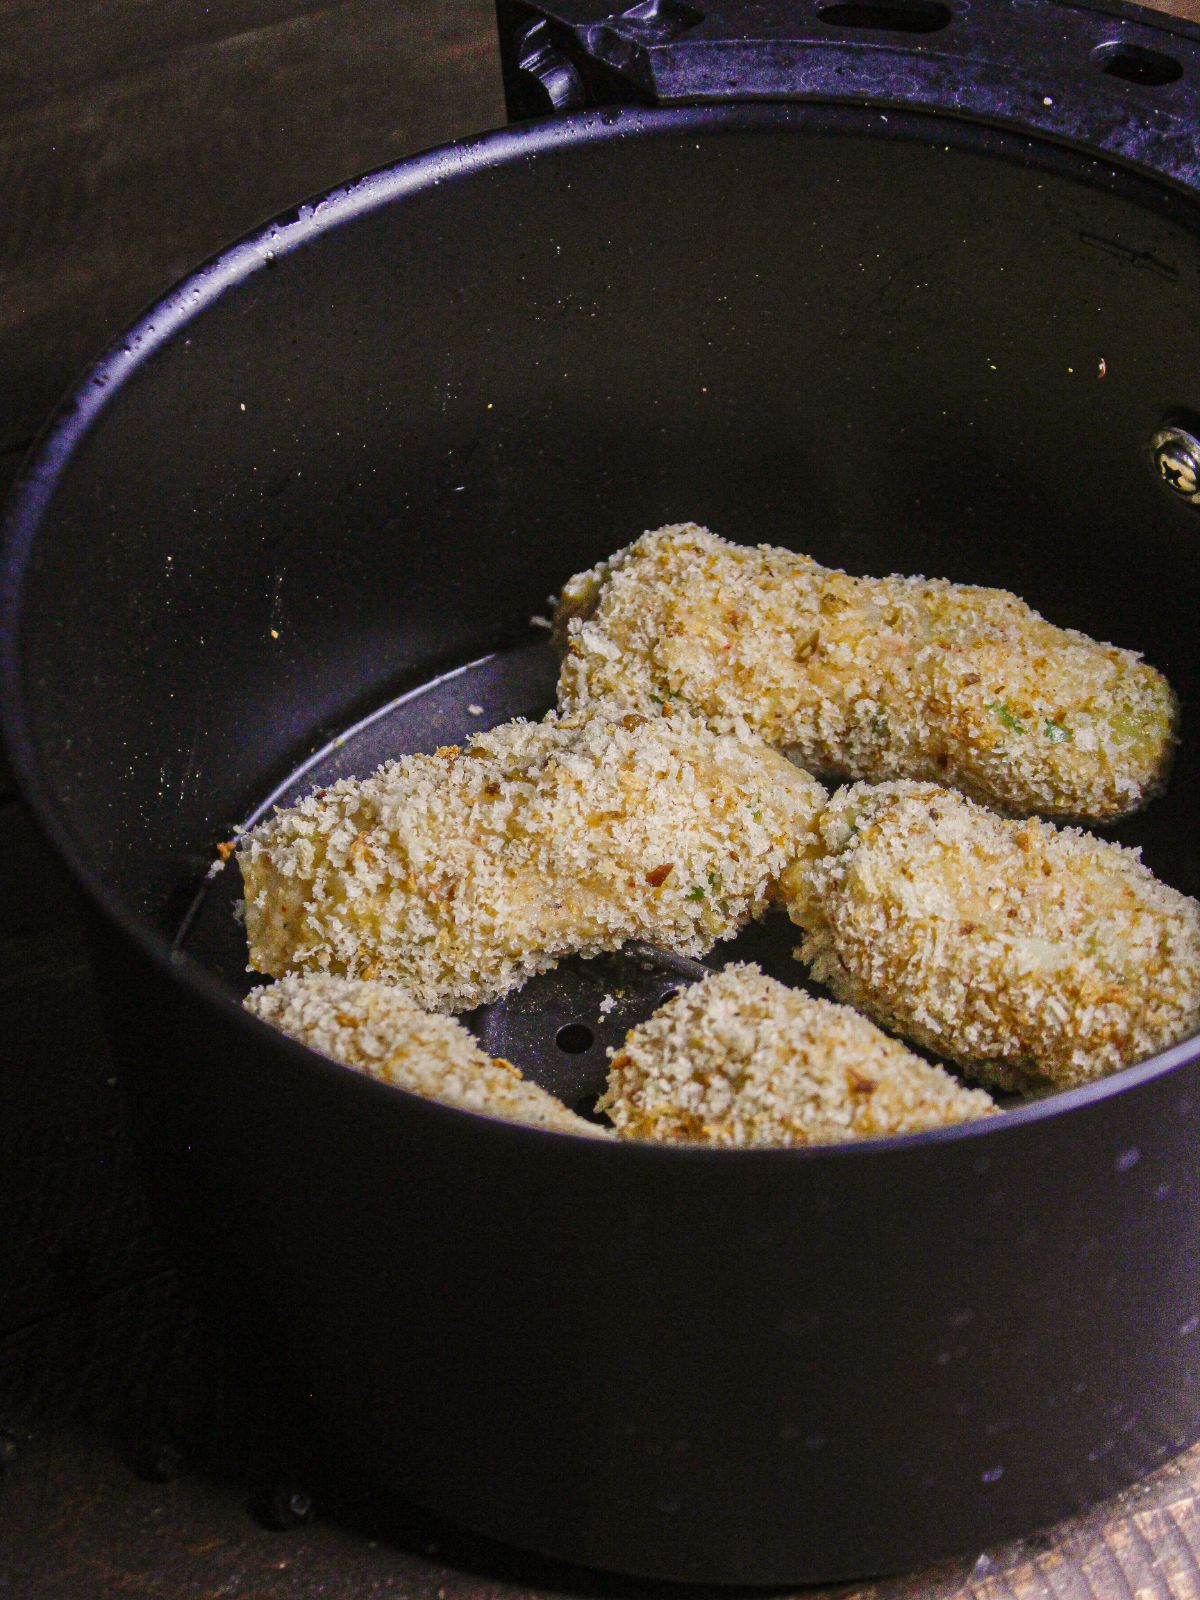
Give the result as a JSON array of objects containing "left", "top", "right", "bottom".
[{"left": 1151, "top": 425, "right": 1200, "bottom": 505}]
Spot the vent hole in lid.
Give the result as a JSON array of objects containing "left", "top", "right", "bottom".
[
  {"left": 556, "top": 1023, "right": 595, "bottom": 1053},
  {"left": 660, "top": 988, "right": 679, "bottom": 1004},
  {"left": 1092, "top": 41, "right": 1183, "bottom": 86},
  {"left": 817, "top": 2, "right": 952, "bottom": 33}
]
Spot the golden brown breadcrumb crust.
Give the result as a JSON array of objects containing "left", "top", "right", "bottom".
[
  {"left": 238, "top": 706, "right": 826, "bottom": 1012},
  {"left": 555, "top": 523, "right": 1176, "bottom": 823},
  {"left": 782, "top": 781, "right": 1200, "bottom": 1092},
  {"left": 597, "top": 962, "right": 996, "bottom": 1144},
  {"left": 245, "top": 973, "right": 606, "bottom": 1135}
]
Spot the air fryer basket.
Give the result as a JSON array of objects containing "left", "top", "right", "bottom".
[{"left": 5, "top": 1, "right": 1200, "bottom": 1584}]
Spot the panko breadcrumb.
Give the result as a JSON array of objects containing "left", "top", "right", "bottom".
[
  {"left": 597, "top": 962, "right": 996, "bottom": 1145},
  {"left": 238, "top": 707, "right": 825, "bottom": 1012},
  {"left": 245, "top": 974, "right": 606, "bottom": 1135},
  {"left": 555, "top": 523, "right": 1175, "bottom": 823},
  {"left": 782, "top": 782, "right": 1200, "bottom": 1092}
]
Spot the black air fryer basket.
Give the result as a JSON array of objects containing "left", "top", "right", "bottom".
[{"left": 5, "top": 0, "right": 1200, "bottom": 1584}]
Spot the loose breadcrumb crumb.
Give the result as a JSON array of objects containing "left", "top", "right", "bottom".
[
  {"left": 555, "top": 523, "right": 1176, "bottom": 823},
  {"left": 783, "top": 781, "right": 1200, "bottom": 1092},
  {"left": 238, "top": 706, "right": 825, "bottom": 1012},
  {"left": 597, "top": 962, "right": 996, "bottom": 1145},
  {"left": 245, "top": 973, "right": 606, "bottom": 1136}
]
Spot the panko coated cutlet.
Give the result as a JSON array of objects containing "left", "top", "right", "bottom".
[
  {"left": 555, "top": 522, "right": 1176, "bottom": 823},
  {"left": 782, "top": 781, "right": 1200, "bottom": 1092},
  {"left": 245, "top": 974, "right": 606, "bottom": 1135},
  {"left": 238, "top": 706, "right": 826, "bottom": 1012},
  {"left": 597, "top": 962, "right": 996, "bottom": 1145}
]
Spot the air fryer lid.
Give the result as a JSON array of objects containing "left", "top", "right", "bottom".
[{"left": 5, "top": 3, "right": 1200, "bottom": 1587}]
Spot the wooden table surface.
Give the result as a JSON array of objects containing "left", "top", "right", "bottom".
[{"left": 5, "top": 3, "right": 1200, "bottom": 1595}]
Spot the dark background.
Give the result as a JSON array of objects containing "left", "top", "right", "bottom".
[{"left": 5, "top": 2, "right": 1200, "bottom": 1595}]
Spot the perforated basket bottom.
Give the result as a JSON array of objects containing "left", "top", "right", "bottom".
[{"left": 178, "top": 638, "right": 996, "bottom": 1121}]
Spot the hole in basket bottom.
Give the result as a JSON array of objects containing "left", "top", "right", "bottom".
[
  {"left": 1092, "top": 41, "right": 1183, "bottom": 86},
  {"left": 817, "top": 1, "right": 952, "bottom": 33},
  {"left": 574, "top": 1091, "right": 609, "bottom": 1125},
  {"left": 556, "top": 1023, "right": 595, "bottom": 1053}
]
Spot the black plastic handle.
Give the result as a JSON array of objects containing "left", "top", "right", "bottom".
[{"left": 496, "top": 0, "right": 1200, "bottom": 193}]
